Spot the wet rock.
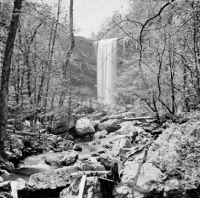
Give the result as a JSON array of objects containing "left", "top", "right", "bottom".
[
  {"left": 0, "top": 181, "right": 11, "bottom": 192},
  {"left": 5, "top": 149, "right": 23, "bottom": 166},
  {"left": 97, "top": 119, "right": 120, "bottom": 133},
  {"left": 52, "top": 122, "right": 68, "bottom": 135},
  {"left": 29, "top": 161, "right": 104, "bottom": 189},
  {"left": 0, "top": 158, "right": 14, "bottom": 172},
  {"left": 45, "top": 151, "right": 78, "bottom": 167},
  {"left": 98, "top": 154, "right": 122, "bottom": 170},
  {"left": 75, "top": 118, "right": 95, "bottom": 137},
  {"left": 73, "top": 144, "right": 82, "bottom": 151},
  {"left": 94, "top": 130, "right": 108, "bottom": 139},
  {"left": 55, "top": 140, "right": 74, "bottom": 152},
  {"left": 52, "top": 116, "right": 76, "bottom": 135},
  {"left": 0, "top": 170, "right": 9, "bottom": 176}
]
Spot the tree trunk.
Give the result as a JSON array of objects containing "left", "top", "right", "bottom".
[
  {"left": 59, "top": 0, "right": 75, "bottom": 107},
  {"left": 43, "top": 0, "right": 61, "bottom": 111},
  {"left": 0, "top": 0, "right": 23, "bottom": 158}
]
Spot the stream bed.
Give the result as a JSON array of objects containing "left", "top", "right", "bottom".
[{"left": 2, "top": 140, "right": 98, "bottom": 182}]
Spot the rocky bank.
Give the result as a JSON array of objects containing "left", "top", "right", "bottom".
[{"left": 1, "top": 110, "right": 200, "bottom": 198}]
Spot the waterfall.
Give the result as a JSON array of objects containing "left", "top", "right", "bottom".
[{"left": 94, "top": 38, "right": 118, "bottom": 106}]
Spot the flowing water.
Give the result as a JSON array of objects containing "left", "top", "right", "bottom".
[
  {"left": 94, "top": 38, "right": 118, "bottom": 105},
  {"left": 2, "top": 141, "right": 98, "bottom": 182}
]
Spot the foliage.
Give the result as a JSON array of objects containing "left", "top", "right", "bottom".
[{"left": 96, "top": 0, "right": 200, "bottom": 117}]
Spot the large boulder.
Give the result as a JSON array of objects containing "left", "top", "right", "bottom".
[
  {"left": 52, "top": 120, "right": 74, "bottom": 135},
  {"left": 113, "top": 151, "right": 163, "bottom": 198},
  {"left": 113, "top": 120, "right": 200, "bottom": 198},
  {"left": 45, "top": 151, "right": 78, "bottom": 167},
  {"left": 97, "top": 119, "right": 120, "bottom": 133},
  {"left": 75, "top": 118, "right": 95, "bottom": 137},
  {"left": 146, "top": 121, "right": 200, "bottom": 191},
  {"left": 29, "top": 161, "right": 105, "bottom": 189}
]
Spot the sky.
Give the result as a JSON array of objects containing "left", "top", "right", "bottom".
[{"left": 29, "top": 0, "right": 129, "bottom": 38}]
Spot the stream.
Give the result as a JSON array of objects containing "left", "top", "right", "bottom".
[{"left": 2, "top": 141, "right": 98, "bottom": 182}]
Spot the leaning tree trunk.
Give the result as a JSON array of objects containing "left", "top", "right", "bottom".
[{"left": 0, "top": 0, "right": 23, "bottom": 158}]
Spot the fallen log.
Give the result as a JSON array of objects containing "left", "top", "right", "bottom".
[
  {"left": 70, "top": 171, "right": 110, "bottom": 178},
  {"left": 122, "top": 141, "right": 153, "bottom": 164},
  {"left": 121, "top": 116, "right": 156, "bottom": 122},
  {"left": 78, "top": 175, "right": 87, "bottom": 198}
]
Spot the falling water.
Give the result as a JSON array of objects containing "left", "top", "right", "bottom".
[{"left": 94, "top": 38, "right": 118, "bottom": 106}]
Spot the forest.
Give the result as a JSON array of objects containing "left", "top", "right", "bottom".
[{"left": 0, "top": 0, "right": 200, "bottom": 198}]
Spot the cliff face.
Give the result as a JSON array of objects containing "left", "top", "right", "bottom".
[{"left": 70, "top": 36, "right": 97, "bottom": 99}]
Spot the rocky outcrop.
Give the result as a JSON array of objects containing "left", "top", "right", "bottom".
[
  {"left": 18, "top": 160, "right": 105, "bottom": 195},
  {"left": 4, "top": 110, "right": 200, "bottom": 198},
  {"left": 75, "top": 118, "right": 95, "bottom": 137}
]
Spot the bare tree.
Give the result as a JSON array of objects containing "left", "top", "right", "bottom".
[{"left": 59, "top": 0, "right": 75, "bottom": 106}]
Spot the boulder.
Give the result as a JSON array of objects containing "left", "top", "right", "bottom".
[
  {"left": 52, "top": 115, "right": 76, "bottom": 135},
  {"left": 52, "top": 122, "right": 69, "bottom": 135},
  {"left": 45, "top": 151, "right": 78, "bottom": 167},
  {"left": 75, "top": 118, "right": 95, "bottom": 137},
  {"left": 29, "top": 161, "right": 105, "bottom": 189},
  {"left": 97, "top": 154, "right": 122, "bottom": 170},
  {"left": 94, "top": 130, "right": 108, "bottom": 139},
  {"left": 5, "top": 149, "right": 23, "bottom": 166},
  {"left": 97, "top": 119, "right": 120, "bottom": 133},
  {"left": 0, "top": 158, "right": 14, "bottom": 172},
  {"left": 73, "top": 144, "right": 82, "bottom": 152},
  {"left": 113, "top": 160, "right": 162, "bottom": 198},
  {"left": 55, "top": 140, "right": 74, "bottom": 152},
  {"left": 0, "top": 181, "right": 11, "bottom": 192}
]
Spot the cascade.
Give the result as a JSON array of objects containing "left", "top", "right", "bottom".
[{"left": 94, "top": 38, "right": 118, "bottom": 106}]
